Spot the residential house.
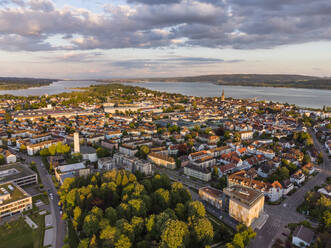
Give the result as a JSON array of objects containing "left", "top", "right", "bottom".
[{"left": 292, "top": 225, "right": 314, "bottom": 247}]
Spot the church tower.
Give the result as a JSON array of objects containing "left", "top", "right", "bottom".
[{"left": 221, "top": 89, "right": 225, "bottom": 101}]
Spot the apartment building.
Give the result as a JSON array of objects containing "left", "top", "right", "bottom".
[
  {"left": 119, "top": 144, "right": 138, "bottom": 157},
  {"left": 223, "top": 185, "right": 264, "bottom": 227},
  {"left": 199, "top": 186, "right": 223, "bottom": 209},
  {"left": 148, "top": 152, "right": 176, "bottom": 170},
  {"left": 0, "top": 163, "right": 38, "bottom": 187},
  {"left": 0, "top": 182, "right": 32, "bottom": 218},
  {"left": 184, "top": 164, "right": 211, "bottom": 182}
]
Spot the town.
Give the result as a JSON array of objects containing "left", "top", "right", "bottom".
[{"left": 0, "top": 84, "right": 330, "bottom": 248}]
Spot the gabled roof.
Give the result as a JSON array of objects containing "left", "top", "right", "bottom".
[{"left": 293, "top": 225, "right": 314, "bottom": 244}]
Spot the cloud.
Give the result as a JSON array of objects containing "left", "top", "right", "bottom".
[
  {"left": 42, "top": 51, "right": 105, "bottom": 63},
  {"left": 0, "top": 34, "right": 56, "bottom": 51},
  {"left": 29, "top": 0, "right": 54, "bottom": 12},
  {"left": 127, "top": 0, "right": 181, "bottom": 4},
  {"left": 0, "top": 0, "right": 25, "bottom": 6},
  {"left": 0, "top": 0, "right": 330, "bottom": 51}
]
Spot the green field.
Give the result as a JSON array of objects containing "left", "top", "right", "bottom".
[{"left": 0, "top": 214, "right": 45, "bottom": 248}]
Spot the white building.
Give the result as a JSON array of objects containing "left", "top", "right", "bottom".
[
  {"left": 119, "top": 144, "right": 138, "bottom": 157},
  {"left": 80, "top": 146, "right": 97, "bottom": 162},
  {"left": 98, "top": 157, "right": 114, "bottom": 170},
  {"left": 74, "top": 132, "right": 80, "bottom": 153},
  {"left": 292, "top": 225, "right": 314, "bottom": 247},
  {"left": 184, "top": 164, "right": 211, "bottom": 182},
  {"left": 239, "top": 131, "right": 253, "bottom": 140}
]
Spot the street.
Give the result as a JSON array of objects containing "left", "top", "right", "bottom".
[
  {"left": 249, "top": 129, "right": 331, "bottom": 248},
  {"left": 12, "top": 149, "right": 66, "bottom": 248}
]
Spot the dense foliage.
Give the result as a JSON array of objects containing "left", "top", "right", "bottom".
[
  {"left": 226, "top": 224, "right": 256, "bottom": 248},
  {"left": 297, "top": 191, "right": 331, "bottom": 232},
  {"left": 59, "top": 171, "right": 215, "bottom": 248},
  {"left": 0, "top": 77, "right": 56, "bottom": 90}
]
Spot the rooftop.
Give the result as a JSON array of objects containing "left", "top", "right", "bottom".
[
  {"left": 0, "top": 163, "right": 37, "bottom": 184},
  {"left": 57, "top": 162, "right": 86, "bottom": 173},
  {"left": 224, "top": 185, "right": 264, "bottom": 207},
  {"left": 199, "top": 186, "right": 222, "bottom": 199},
  {"left": 0, "top": 182, "right": 30, "bottom": 205},
  {"left": 293, "top": 225, "right": 314, "bottom": 244},
  {"left": 80, "top": 145, "right": 96, "bottom": 154}
]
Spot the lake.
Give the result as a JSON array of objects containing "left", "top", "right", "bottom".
[
  {"left": 0, "top": 80, "right": 103, "bottom": 96},
  {"left": 1, "top": 80, "right": 329, "bottom": 109},
  {"left": 123, "top": 82, "right": 331, "bottom": 109}
]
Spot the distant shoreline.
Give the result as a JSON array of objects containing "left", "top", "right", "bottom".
[
  {"left": 117, "top": 80, "right": 331, "bottom": 90},
  {"left": 100, "top": 74, "right": 331, "bottom": 90}
]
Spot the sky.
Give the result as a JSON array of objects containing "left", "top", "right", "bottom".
[{"left": 0, "top": 0, "right": 331, "bottom": 79}]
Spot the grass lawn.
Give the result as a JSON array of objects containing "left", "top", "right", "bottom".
[
  {"left": 33, "top": 192, "right": 49, "bottom": 205},
  {"left": 0, "top": 217, "right": 34, "bottom": 248},
  {"left": 0, "top": 213, "right": 45, "bottom": 248}
]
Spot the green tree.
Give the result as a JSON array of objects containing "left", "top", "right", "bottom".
[
  {"left": 91, "top": 206, "right": 103, "bottom": 219},
  {"left": 49, "top": 144, "right": 57, "bottom": 156},
  {"left": 19, "top": 144, "right": 27, "bottom": 152},
  {"left": 40, "top": 148, "right": 50, "bottom": 156},
  {"left": 161, "top": 220, "right": 189, "bottom": 248},
  {"left": 73, "top": 206, "right": 82, "bottom": 230},
  {"left": 128, "top": 199, "right": 146, "bottom": 217},
  {"left": 100, "top": 225, "right": 117, "bottom": 246},
  {"left": 317, "top": 152, "right": 324, "bottom": 164},
  {"left": 105, "top": 207, "right": 118, "bottom": 224},
  {"left": 78, "top": 239, "right": 89, "bottom": 248},
  {"left": 322, "top": 210, "right": 331, "bottom": 230},
  {"left": 175, "top": 203, "right": 186, "bottom": 221},
  {"left": 137, "top": 145, "right": 149, "bottom": 159},
  {"left": 0, "top": 155, "right": 5, "bottom": 165},
  {"left": 97, "top": 147, "right": 110, "bottom": 158},
  {"left": 191, "top": 217, "right": 214, "bottom": 246},
  {"left": 153, "top": 188, "right": 170, "bottom": 212},
  {"left": 131, "top": 216, "right": 144, "bottom": 237},
  {"left": 115, "top": 235, "right": 132, "bottom": 248},
  {"left": 279, "top": 167, "right": 290, "bottom": 181},
  {"left": 83, "top": 214, "right": 99, "bottom": 237},
  {"left": 188, "top": 201, "right": 206, "bottom": 218}
]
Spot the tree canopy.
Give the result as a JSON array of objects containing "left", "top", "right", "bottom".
[{"left": 58, "top": 170, "right": 215, "bottom": 248}]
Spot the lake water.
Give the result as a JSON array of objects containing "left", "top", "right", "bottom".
[
  {"left": 0, "top": 80, "right": 103, "bottom": 96},
  {"left": 123, "top": 82, "right": 331, "bottom": 109},
  {"left": 1, "top": 80, "right": 329, "bottom": 109}
]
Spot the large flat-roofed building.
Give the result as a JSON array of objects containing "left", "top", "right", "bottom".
[
  {"left": 55, "top": 162, "right": 90, "bottom": 184},
  {"left": 199, "top": 186, "right": 223, "bottom": 209},
  {"left": 184, "top": 164, "right": 211, "bottom": 182},
  {"left": 223, "top": 185, "right": 264, "bottom": 227},
  {"left": 0, "top": 163, "right": 38, "bottom": 187},
  {"left": 0, "top": 182, "right": 32, "bottom": 218},
  {"left": 13, "top": 108, "right": 94, "bottom": 121}
]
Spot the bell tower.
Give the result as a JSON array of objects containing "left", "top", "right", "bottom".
[{"left": 221, "top": 89, "right": 225, "bottom": 101}]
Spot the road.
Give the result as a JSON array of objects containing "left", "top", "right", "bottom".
[
  {"left": 154, "top": 166, "right": 207, "bottom": 190},
  {"left": 155, "top": 167, "right": 240, "bottom": 228},
  {"left": 249, "top": 129, "right": 331, "bottom": 248},
  {"left": 13, "top": 150, "right": 65, "bottom": 248}
]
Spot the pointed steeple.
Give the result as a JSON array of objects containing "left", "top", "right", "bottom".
[{"left": 221, "top": 89, "right": 225, "bottom": 101}]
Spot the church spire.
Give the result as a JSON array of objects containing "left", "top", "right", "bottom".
[{"left": 221, "top": 89, "right": 225, "bottom": 101}]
